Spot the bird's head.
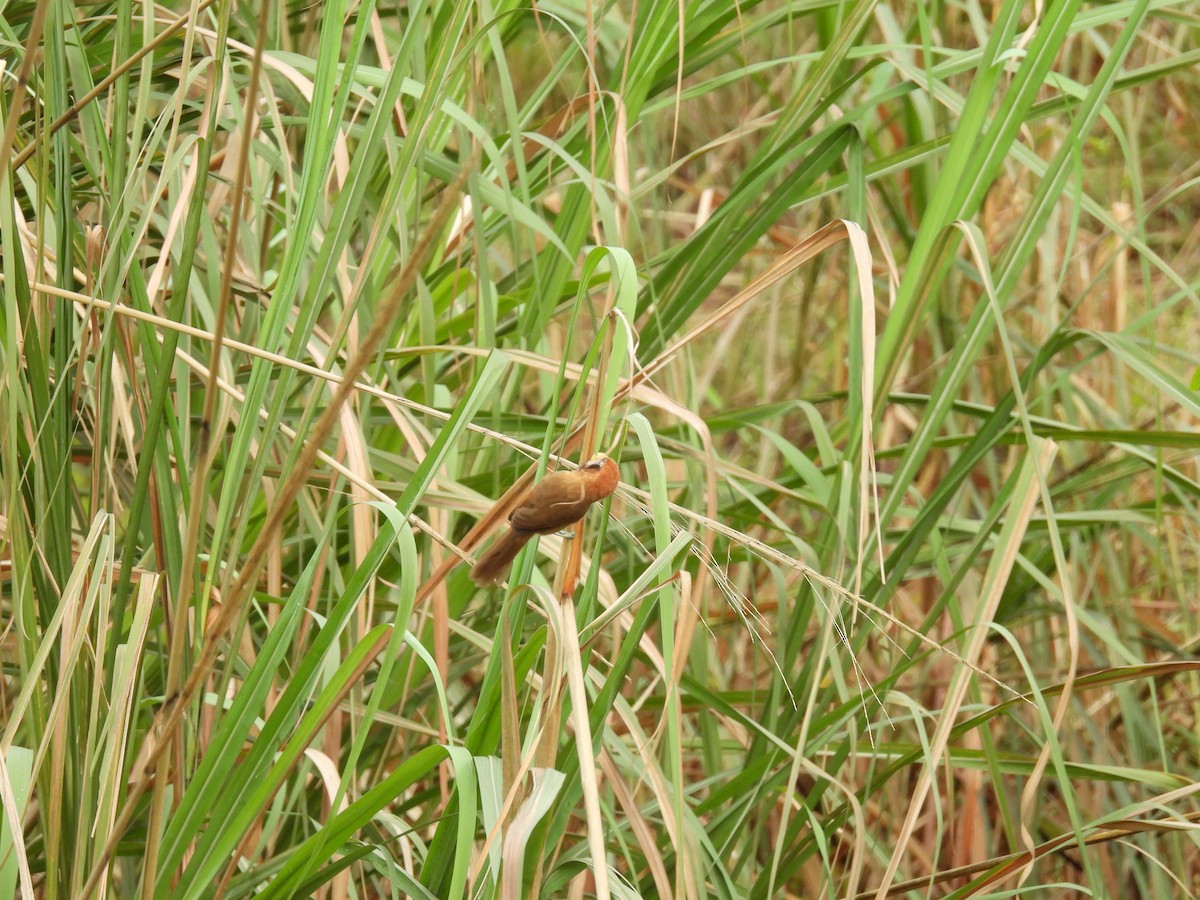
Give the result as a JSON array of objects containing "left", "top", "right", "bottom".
[{"left": 579, "top": 453, "right": 619, "bottom": 499}]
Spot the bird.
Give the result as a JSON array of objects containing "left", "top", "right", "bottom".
[{"left": 470, "top": 453, "right": 620, "bottom": 585}]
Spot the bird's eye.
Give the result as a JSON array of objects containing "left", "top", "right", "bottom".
[{"left": 584, "top": 459, "right": 605, "bottom": 470}]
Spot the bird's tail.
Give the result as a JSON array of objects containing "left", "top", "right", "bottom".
[{"left": 470, "top": 529, "right": 532, "bottom": 585}]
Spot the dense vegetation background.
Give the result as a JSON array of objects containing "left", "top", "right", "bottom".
[{"left": 1, "top": 0, "right": 1198, "bottom": 897}]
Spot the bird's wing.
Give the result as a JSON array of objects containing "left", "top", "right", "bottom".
[{"left": 508, "top": 472, "right": 589, "bottom": 533}]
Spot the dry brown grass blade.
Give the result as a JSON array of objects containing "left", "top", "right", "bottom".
[
  {"left": 853, "top": 808, "right": 1200, "bottom": 898},
  {"left": 620, "top": 221, "right": 852, "bottom": 400},
  {"left": 0, "top": 0, "right": 48, "bottom": 180}
]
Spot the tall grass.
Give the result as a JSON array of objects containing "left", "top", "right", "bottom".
[{"left": 1, "top": 0, "right": 1198, "bottom": 897}]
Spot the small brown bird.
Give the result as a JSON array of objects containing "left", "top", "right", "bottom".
[{"left": 470, "top": 454, "right": 620, "bottom": 585}]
